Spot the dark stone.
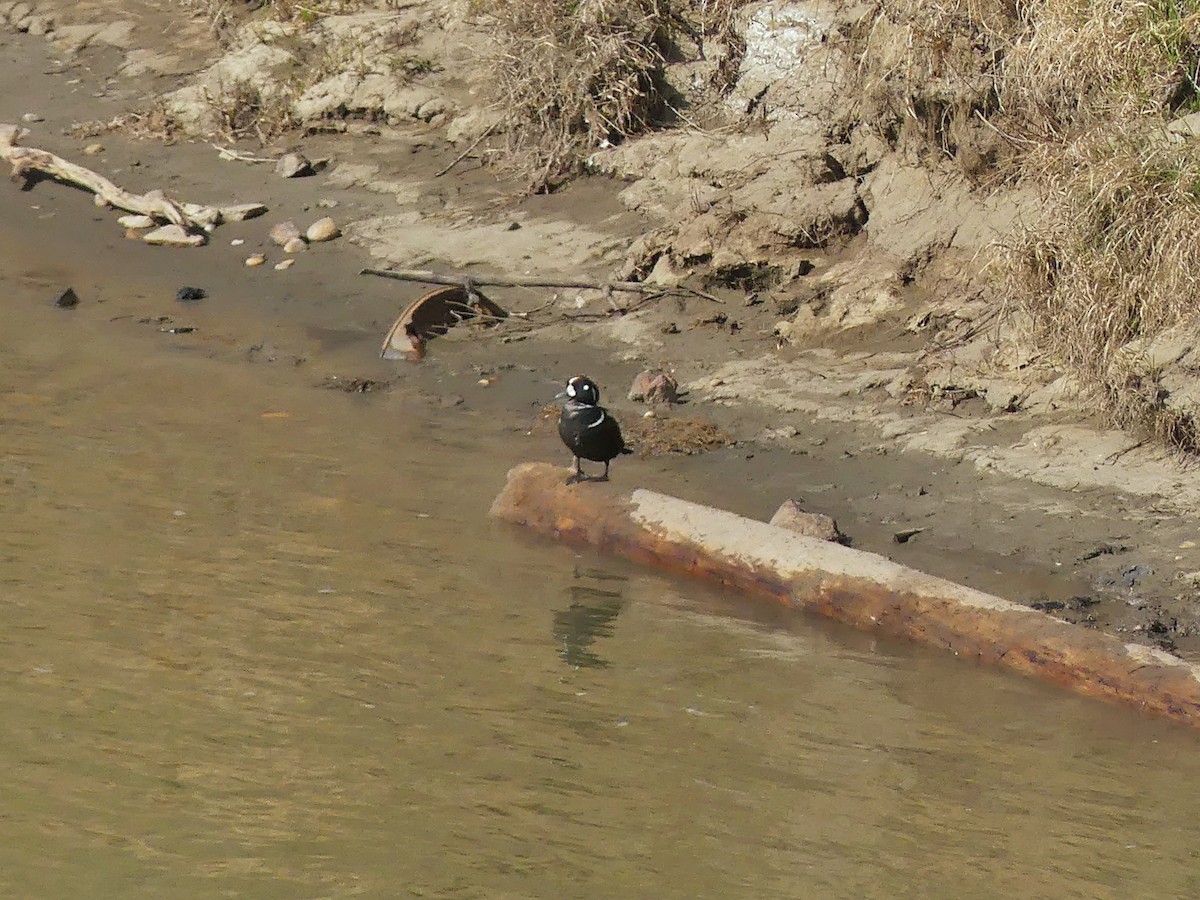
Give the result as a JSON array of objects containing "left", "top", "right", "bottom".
[
  {"left": 175, "top": 286, "right": 206, "bottom": 302},
  {"left": 53, "top": 287, "right": 79, "bottom": 309}
]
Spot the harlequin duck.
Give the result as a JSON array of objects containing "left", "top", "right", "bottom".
[{"left": 557, "top": 375, "right": 633, "bottom": 483}]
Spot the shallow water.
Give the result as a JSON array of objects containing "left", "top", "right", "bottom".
[{"left": 3, "top": 293, "right": 1200, "bottom": 899}]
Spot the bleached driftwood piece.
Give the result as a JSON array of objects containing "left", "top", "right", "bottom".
[{"left": 0, "top": 125, "right": 266, "bottom": 234}]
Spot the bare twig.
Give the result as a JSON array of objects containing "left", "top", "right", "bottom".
[
  {"left": 360, "top": 266, "right": 720, "bottom": 302},
  {"left": 435, "top": 121, "right": 499, "bottom": 177},
  {"left": 212, "top": 144, "right": 278, "bottom": 164}
]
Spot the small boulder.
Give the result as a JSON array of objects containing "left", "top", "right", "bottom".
[
  {"left": 769, "top": 500, "right": 845, "bottom": 544},
  {"left": 143, "top": 224, "right": 205, "bottom": 247},
  {"left": 269, "top": 220, "right": 302, "bottom": 246},
  {"left": 26, "top": 14, "right": 51, "bottom": 36},
  {"left": 175, "top": 286, "right": 206, "bottom": 303},
  {"left": 117, "top": 213, "right": 155, "bottom": 229},
  {"left": 275, "top": 152, "right": 313, "bottom": 178},
  {"left": 628, "top": 369, "right": 679, "bottom": 404},
  {"left": 305, "top": 216, "right": 339, "bottom": 243}
]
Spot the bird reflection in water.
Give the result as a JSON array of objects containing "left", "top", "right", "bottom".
[{"left": 553, "top": 568, "right": 627, "bottom": 668}]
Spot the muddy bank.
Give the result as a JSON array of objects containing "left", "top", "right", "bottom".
[{"left": 2, "top": 6, "right": 1200, "bottom": 662}]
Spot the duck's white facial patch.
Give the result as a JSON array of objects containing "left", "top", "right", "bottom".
[
  {"left": 566, "top": 382, "right": 577, "bottom": 398},
  {"left": 586, "top": 412, "right": 606, "bottom": 428}
]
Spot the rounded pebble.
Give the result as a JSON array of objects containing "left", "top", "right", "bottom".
[{"left": 306, "top": 216, "right": 340, "bottom": 243}]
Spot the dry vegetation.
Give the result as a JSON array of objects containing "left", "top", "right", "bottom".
[
  {"left": 159, "top": 0, "right": 1200, "bottom": 450},
  {"left": 482, "top": 0, "right": 753, "bottom": 191},
  {"left": 182, "top": 0, "right": 372, "bottom": 42},
  {"left": 854, "top": 0, "right": 1200, "bottom": 451}
]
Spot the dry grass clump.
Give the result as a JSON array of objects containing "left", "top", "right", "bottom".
[
  {"left": 487, "top": 0, "right": 675, "bottom": 191},
  {"left": 69, "top": 98, "right": 184, "bottom": 143},
  {"left": 484, "top": 0, "right": 754, "bottom": 191},
  {"left": 855, "top": 0, "right": 1200, "bottom": 450},
  {"left": 205, "top": 80, "right": 299, "bottom": 142},
  {"left": 1003, "top": 127, "right": 1200, "bottom": 450},
  {"left": 622, "top": 415, "right": 732, "bottom": 455},
  {"left": 855, "top": 0, "right": 1200, "bottom": 170}
]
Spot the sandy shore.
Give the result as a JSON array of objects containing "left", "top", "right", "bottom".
[{"left": 3, "top": 6, "right": 1200, "bottom": 659}]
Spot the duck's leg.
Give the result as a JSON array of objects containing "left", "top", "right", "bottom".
[
  {"left": 598, "top": 460, "right": 611, "bottom": 482},
  {"left": 565, "top": 456, "right": 586, "bottom": 484}
]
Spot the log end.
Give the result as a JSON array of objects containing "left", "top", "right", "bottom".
[{"left": 490, "top": 462, "right": 589, "bottom": 524}]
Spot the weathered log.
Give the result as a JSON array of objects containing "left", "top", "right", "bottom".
[
  {"left": 491, "top": 462, "right": 1200, "bottom": 729},
  {"left": 0, "top": 125, "right": 266, "bottom": 232}
]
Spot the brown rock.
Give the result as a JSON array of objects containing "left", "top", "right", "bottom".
[
  {"left": 769, "top": 500, "right": 845, "bottom": 544},
  {"left": 628, "top": 369, "right": 679, "bottom": 404},
  {"left": 305, "top": 216, "right": 339, "bottom": 242}
]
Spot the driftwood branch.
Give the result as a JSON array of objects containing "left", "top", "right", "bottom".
[
  {"left": 0, "top": 124, "right": 266, "bottom": 231},
  {"left": 360, "top": 266, "right": 720, "bottom": 303}
]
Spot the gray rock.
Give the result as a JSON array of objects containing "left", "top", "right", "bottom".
[
  {"left": 1166, "top": 111, "right": 1200, "bottom": 140},
  {"left": 143, "top": 224, "right": 205, "bottom": 247},
  {"left": 50, "top": 23, "right": 104, "bottom": 52},
  {"left": 275, "top": 152, "right": 313, "bottom": 179},
  {"left": 117, "top": 214, "right": 156, "bottom": 229},
  {"left": 769, "top": 499, "right": 845, "bottom": 543},
  {"left": 7, "top": 2, "right": 31, "bottom": 24}
]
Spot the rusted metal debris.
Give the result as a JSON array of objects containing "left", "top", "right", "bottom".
[
  {"left": 380, "top": 284, "right": 509, "bottom": 361},
  {"left": 490, "top": 462, "right": 1200, "bottom": 730}
]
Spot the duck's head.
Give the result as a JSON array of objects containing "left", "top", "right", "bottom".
[{"left": 559, "top": 375, "right": 600, "bottom": 406}]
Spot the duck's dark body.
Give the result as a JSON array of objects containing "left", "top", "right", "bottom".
[{"left": 557, "top": 376, "right": 632, "bottom": 482}]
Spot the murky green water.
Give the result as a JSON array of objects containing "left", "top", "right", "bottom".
[{"left": 3, "top": 296, "right": 1200, "bottom": 899}]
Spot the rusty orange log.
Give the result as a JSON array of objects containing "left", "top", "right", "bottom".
[{"left": 491, "top": 462, "right": 1200, "bottom": 728}]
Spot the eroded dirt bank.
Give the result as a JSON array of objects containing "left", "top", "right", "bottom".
[{"left": 3, "top": 1, "right": 1200, "bottom": 660}]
